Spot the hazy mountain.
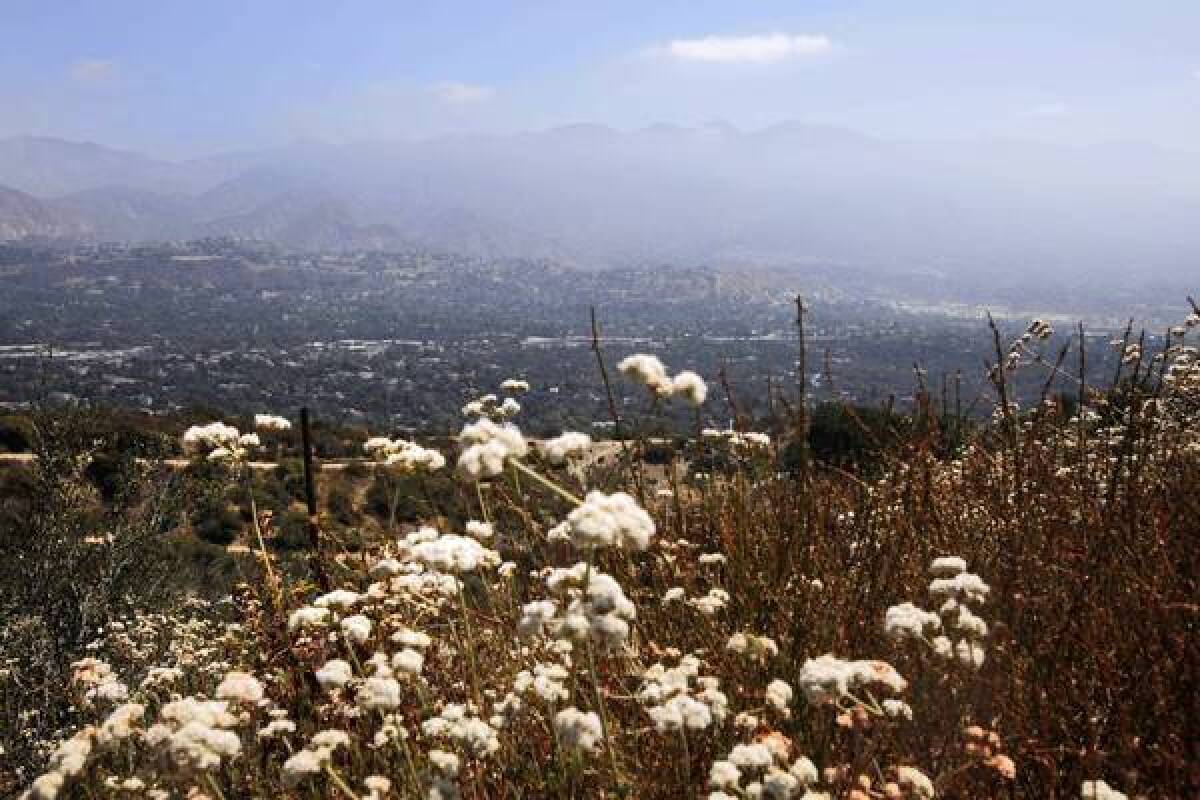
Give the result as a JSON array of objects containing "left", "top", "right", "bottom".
[
  {"left": 0, "top": 136, "right": 241, "bottom": 196},
  {"left": 197, "top": 195, "right": 409, "bottom": 252},
  {"left": 2, "top": 126, "right": 1198, "bottom": 282},
  {"left": 51, "top": 186, "right": 197, "bottom": 241},
  {"left": 0, "top": 184, "right": 89, "bottom": 240}
]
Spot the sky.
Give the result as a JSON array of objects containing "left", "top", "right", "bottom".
[{"left": 2, "top": 0, "right": 1198, "bottom": 158}]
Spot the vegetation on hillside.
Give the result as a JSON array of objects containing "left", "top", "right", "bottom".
[{"left": 1, "top": 305, "right": 1197, "bottom": 799}]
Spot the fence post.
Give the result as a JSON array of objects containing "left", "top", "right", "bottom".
[{"left": 300, "top": 407, "right": 330, "bottom": 590}]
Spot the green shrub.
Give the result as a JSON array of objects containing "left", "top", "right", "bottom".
[{"left": 274, "top": 508, "right": 313, "bottom": 550}]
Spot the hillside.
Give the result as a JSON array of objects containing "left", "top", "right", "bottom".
[
  {"left": 1, "top": 310, "right": 1197, "bottom": 798},
  {"left": 0, "top": 184, "right": 89, "bottom": 240}
]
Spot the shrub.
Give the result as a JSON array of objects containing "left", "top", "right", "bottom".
[
  {"left": 0, "top": 414, "right": 34, "bottom": 452},
  {"left": 5, "top": 311, "right": 1198, "bottom": 799}
]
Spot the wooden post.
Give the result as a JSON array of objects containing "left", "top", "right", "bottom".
[
  {"left": 794, "top": 295, "right": 810, "bottom": 470},
  {"left": 300, "top": 407, "right": 330, "bottom": 590}
]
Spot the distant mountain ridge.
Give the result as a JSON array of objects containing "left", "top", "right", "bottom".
[
  {"left": 1, "top": 126, "right": 1198, "bottom": 281},
  {"left": 0, "top": 184, "right": 89, "bottom": 240}
]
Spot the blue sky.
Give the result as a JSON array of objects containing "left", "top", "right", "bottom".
[{"left": 2, "top": 0, "right": 1198, "bottom": 157}]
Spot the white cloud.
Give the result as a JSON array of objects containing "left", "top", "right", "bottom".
[
  {"left": 659, "top": 33, "right": 833, "bottom": 64},
  {"left": 69, "top": 58, "right": 119, "bottom": 84},
  {"left": 429, "top": 81, "right": 494, "bottom": 104}
]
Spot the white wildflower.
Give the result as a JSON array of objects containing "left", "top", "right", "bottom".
[
  {"left": 671, "top": 370, "right": 708, "bottom": 405},
  {"left": 254, "top": 414, "right": 292, "bottom": 431},
  {"left": 930, "top": 556, "right": 967, "bottom": 576},
  {"left": 287, "top": 606, "right": 331, "bottom": 631},
  {"left": 313, "top": 589, "right": 361, "bottom": 611},
  {"left": 541, "top": 432, "right": 593, "bottom": 465},
  {"left": 554, "top": 707, "right": 604, "bottom": 753},
  {"left": 315, "top": 659, "right": 354, "bottom": 690},
  {"left": 765, "top": 679, "right": 793, "bottom": 717},
  {"left": 884, "top": 603, "right": 942, "bottom": 641},
  {"left": 215, "top": 671, "right": 264, "bottom": 705},
  {"left": 340, "top": 614, "right": 373, "bottom": 644},
  {"left": 563, "top": 491, "right": 655, "bottom": 550},
  {"left": 618, "top": 353, "right": 673, "bottom": 396}
]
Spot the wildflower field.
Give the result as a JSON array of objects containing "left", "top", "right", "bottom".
[{"left": 1, "top": 308, "right": 1197, "bottom": 800}]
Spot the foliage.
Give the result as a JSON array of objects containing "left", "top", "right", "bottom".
[
  {"left": 0, "top": 408, "right": 191, "bottom": 780},
  {"left": 2, "top": 310, "right": 1198, "bottom": 799}
]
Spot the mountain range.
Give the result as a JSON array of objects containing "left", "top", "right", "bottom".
[{"left": 2, "top": 126, "right": 1198, "bottom": 283}]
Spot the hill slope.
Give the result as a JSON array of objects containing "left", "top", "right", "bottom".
[{"left": 0, "top": 184, "right": 89, "bottom": 240}]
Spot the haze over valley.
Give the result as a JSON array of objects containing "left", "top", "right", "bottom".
[{"left": 1, "top": 126, "right": 1197, "bottom": 296}]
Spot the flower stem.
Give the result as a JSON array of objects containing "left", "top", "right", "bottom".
[
  {"left": 510, "top": 459, "right": 584, "bottom": 507},
  {"left": 324, "top": 765, "right": 358, "bottom": 799},
  {"left": 204, "top": 773, "right": 228, "bottom": 800},
  {"left": 582, "top": 551, "right": 622, "bottom": 788},
  {"left": 458, "top": 579, "right": 485, "bottom": 710}
]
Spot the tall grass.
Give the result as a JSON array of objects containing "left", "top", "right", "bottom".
[{"left": 2, "top": 306, "right": 1197, "bottom": 799}]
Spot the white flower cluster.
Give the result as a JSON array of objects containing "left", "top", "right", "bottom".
[
  {"left": 462, "top": 393, "right": 522, "bottom": 420},
  {"left": 726, "top": 632, "right": 780, "bottom": 662},
  {"left": 500, "top": 378, "right": 530, "bottom": 394},
  {"left": 70, "top": 657, "right": 129, "bottom": 707},
  {"left": 927, "top": 557, "right": 990, "bottom": 669},
  {"left": 689, "top": 587, "right": 731, "bottom": 615},
  {"left": 97, "top": 703, "right": 146, "bottom": 747},
  {"left": 883, "top": 602, "right": 942, "bottom": 642},
  {"left": 617, "top": 354, "right": 708, "bottom": 405},
  {"left": 144, "top": 697, "right": 243, "bottom": 771},
  {"left": 639, "top": 655, "right": 729, "bottom": 732},
  {"left": 214, "top": 670, "right": 264, "bottom": 705},
  {"left": 671, "top": 370, "right": 708, "bottom": 406},
  {"left": 282, "top": 730, "right": 350, "bottom": 787},
  {"left": 561, "top": 491, "right": 655, "bottom": 550},
  {"left": 368, "top": 556, "right": 461, "bottom": 602},
  {"left": 253, "top": 413, "right": 292, "bottom": 431},
  {"left": 465, "top": 519, "right": 493, "bottom": 539},
  {"left": 893, "top": 766, "right": 936, "bottom": 799},
  {"left": 287, "top": 605, "right": 332, "bottom": 631},
  {"left": 708, "top": 737, "right": 821, "bottom": 800},
  {"left": 182, "top": 421, "right": 260, "bottom": 462},
  {"left": 340, "top": 614, "right": 373, "bottom": 644},
  {"left": 363, "top": 436, "right": 447, "bottom": 473},
  {"left": 315, "top": 658, "right": 353, "bottom": 689},
  {"left": 490, "top": 662, "right": 572, "bottom": 730},
  {"left": 398, "top": 527, "right": 502, "bottom": 574},
  {"left": 519, "top": 563, "right": 637, "bottom": 649},
  {"left": 363, "top": 775, "right": 391, "bottom": 800},
  {"left": 334, "top": 632, "right": 432, "bottom": 713},
  {"left": 540, "top": 431, "right": 593, "bottom": 465},
  {"left": 796, "top": 654, "right": 908, "bottom": 706},
  {"left": 456, "top": 417, "right": 528, "bottom": 479},
  {"left": 764, "top": 679, "right": 794, "bottom": 718},
  {"left": 516, "top": 662, "right": 570, "bottom": 704},
  {"left": 422, "top": 703, "right": 501, "bottom": 758},
  {"left": 313, "top": 588, "right": 361, "bottom": 611},
  {"left": 554, "top": 707, "right": 604, "bottom": 754},
  {"left": 520, "top": 660, "right": 572, "bottom": 704},
  {"left": 24, "top": 727, "right": 103, "bottom": 799}
]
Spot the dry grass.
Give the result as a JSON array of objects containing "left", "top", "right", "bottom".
[{"left": 2, "top": 310, "right": 1198, "bottom": 800}]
